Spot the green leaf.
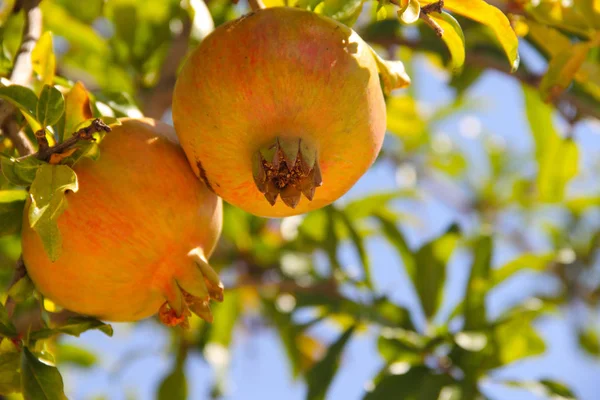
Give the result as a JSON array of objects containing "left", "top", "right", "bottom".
[
  {"left": 55, "top": 343, "right": 97, "bottom": 368},
  {"left": 377, "top": 329, "right": 424, "bottom": 364},
  {"left": 578, "top": 328, "right": 600, "bottom": 356},
  {"left": 306, "top": 325, "right": 356, "bottom": 400},
  {"left": 28, "top": 164, "right": 79, "bottom": 262},
  {"left": 32, "top": 32, "right": 56, "bottom": 88},
  {"left": 37, "top": 85, "right": 65, "bottom": 129},
  {"left": 0, "top": 303, "right": 17, "bottom": 338},
  {"left": 413, "top": 226, "right": 459, "bottom": 320},
  {"left": 494, "top": 313, "right": 545, "bottom": 364},
  {"left": 492, "top": 253, "right": 554, "bottom": 287},
  {"left": 523, "top": 86, "right": 579, "bottom": 202},
  {"left": 430, "top": 11, "right": 465, "bottom": 72},
  {"left": 539, "top": 380, "right": 576, "bottom": 399},
  {"left": 157, "top": 366, "right": 187, "bottom": 400},
  {"left": 504, "top": 380, "right": 576, "bottom": 400},
  {"left": 30, "top": 317, "right": 113, "bottom": 341},
  {"left": 0, "top": 85, "right": 41, "bottom": 131},
  {"left": 208, "top": 290, "right": 240, "bottom": 347},
  {"left": 364, "top": 365, "right": 452, "bottom": 399},
  {"left": 0, "top": 155, "right": 44, "bottom": 187},
  {"left": 334, "top": 209, "right": 372, "bottom": 286},
  {"left": 438, "top": 0, "right": 519, "bottom": 71},
  {"left": 0, "top": 85, "right": 38, "bottom": 119},
  {"left": 7, "top": 276, "right": 35, "bottom": 302},
  {"left": 0, "top": 352, "right": 21, "bottom": 394},
  {"left": 398, "top": 0, "right": 420, "bottom": 24},
  {"left": 463, "top": 235, "right": 492, "bottom": 330},
  {"left": 375, "top": 213, "right": 416, "bottom": 278},
  {"left": 21, "top": 347, "right": 67, "bottom": 400},
  {"left": 343, "top": 192, "right": 406, "bottom": 221},
  {"left": 319, "top": 0, "right": 365, "bottom": 25},
  {"left": 63, "top": 82, "right": 93, "bottom": 142},
  {"left": 0, "top": 190, "right": 26, "bottom": 237}
]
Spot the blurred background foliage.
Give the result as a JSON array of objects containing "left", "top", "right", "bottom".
[{"left": 1, "top": 0, "right": 600, "bottom": 399}]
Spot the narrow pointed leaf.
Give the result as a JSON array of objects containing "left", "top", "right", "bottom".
[
  {"left": 21, "top": 347, "right": 67, "bottom": 400},
  {"left": 430, "top": 11, "right": 465, "bottom": 72}
]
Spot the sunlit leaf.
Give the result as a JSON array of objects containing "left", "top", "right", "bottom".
[
  {"left": 398, "top": 0, "right": 420, "bottom": 24},
  {"left": 21, "top": 347, "right": 67, "bottom": 400},
  {"left": 430, "top": 11, "right": 465, "bottom": 72},
  {"left": 63, "top": 82, "right": 93, "bottom": 143},
  {"left": 306, "top": 325, "right": 356, "bottom": 400},
  {"left": 540, "top": 41, "right": 592, "bottom": 102},
  {"left": 28, "top": 164, "right": 79, "bottom": 261},
  {"left": 523, "top": 86, "right": 579, "bottom": 203},
  {"left": 494, "top": 313, "right": 545, "bottom": 364},
  {"left": 368, "top": 46, "right": 411, "bottom": 94},
  {"left": 492, "top": 253, "right": 554, "bottom": 287},
  {"left": 428, "top": 0, "right": 519, "bottom": 71},
  {"left": 31, "top": 32, "right": 56, "bottom": 88}
]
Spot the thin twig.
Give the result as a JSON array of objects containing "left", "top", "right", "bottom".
[
  {"left": 24, "top": 118, "right": 111, "bottom": 162},
  {"left": 0, "top": 0, "right": 42, "bottom": 156},
  {"left": 420, "top": 0, "right": 444, "bottom": 38}
]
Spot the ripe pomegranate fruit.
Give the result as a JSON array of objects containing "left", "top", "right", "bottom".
[
  {"left": 21, "top": 118, "right": 223, "bottom": 326},
  {"left": 172, "top": 7, "right": 393, "bottom": 217}
]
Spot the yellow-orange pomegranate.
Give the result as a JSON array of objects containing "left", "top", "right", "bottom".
[
  {"left": 172, "top": 7, "right": 388, "bottom": 217},
  {"left": 21, "top": 118, "right": 223, "bottom": 325}
]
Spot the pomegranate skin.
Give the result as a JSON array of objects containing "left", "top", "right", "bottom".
[
  {"left": 21, "top": 118, "right": 223, "bottom": 322},
  {"left": 172, "top": 7, "right": 386, "bottom": 217}
]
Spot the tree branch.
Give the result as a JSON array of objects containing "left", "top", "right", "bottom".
[
  {"left": 0, "top": 0, "right": 42, "bottom": 157},
  {"left": 141, "top": 16, "right": 193, "bottom": 119}
]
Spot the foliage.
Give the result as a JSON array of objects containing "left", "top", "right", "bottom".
[{"left": 0, "top": 0, "right": 599, "bottom": 399}]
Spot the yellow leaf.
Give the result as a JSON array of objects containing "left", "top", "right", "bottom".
[
  {"left": 540, "top": 42, "right": 591, "bottom": 102},
  {"left": 424, "top": 0, "right": 519, "bottom": 71},
  {"left": 64, "top": 82, "right": 93, "bottom": 139},
  {"left": 367, "top": 46, "right": 411, "bottom": 94},
  {"left": 429, "top": 11, "right": 465, "bottom": 72},
  {"left": 398, "top": 0, "right": 420, "bottom": 24},
  {"left": 31, "top": 32, "right": 56, "bottom": 89}
]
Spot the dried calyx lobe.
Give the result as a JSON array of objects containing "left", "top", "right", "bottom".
[{"left": 252, "top": 137, "right": 323, "bottom": 208}]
